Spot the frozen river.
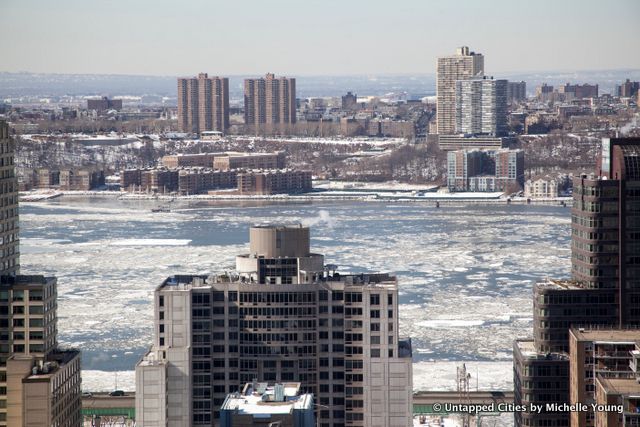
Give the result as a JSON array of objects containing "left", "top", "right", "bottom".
[{"left": 20, "top": 197, "right": 571, "bottom": 391}]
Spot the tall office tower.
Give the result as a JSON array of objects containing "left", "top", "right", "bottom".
[
  {"left": 455, "top": 77, "right": 507, "bottom": 136},
  {"left": 436, "top": 46, "right": 484, "bottom": 135},
  {"left": 506, "top": 81, "right": 527, "bottom": 104},
  {"left": 0, "top": 121, "right": 19, "bottom": 276},
  {"left": 177, "top": 73, "right": 230, "bottom": 134},
  {"left": 513, "top": 137, "right": 640, "bottom": 427},
  {"left": 244, "top": 74, "right": 297, "bottom": 133},
  {"left": 136, "top": 224, "right": 413, "bottom": 427}
]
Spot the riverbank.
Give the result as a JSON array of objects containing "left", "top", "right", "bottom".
[{"left": 19, "top": 189, "right": 573, "bottom": 206}]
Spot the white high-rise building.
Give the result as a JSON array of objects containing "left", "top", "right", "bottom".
[
  {"left": 455, "top": 77, "right": 508, "bottom": 136},
  {"left": 136, "top": 224, "right": 413, "bottom": 427},
  {"left": 436, "top": 46, "right": 484, "bottom": 135}
]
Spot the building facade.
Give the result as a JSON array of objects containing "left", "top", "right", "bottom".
[
  {"left": 455, "top": 77, "right": 508, "bottom": 136},
  {"left": 568, "top": 328, "right": 640, "bottom": 427},
  {"left": 236, "top": 170, "right": 312, "bottom": 195},
  {"left": 0, "top": 122, "right": 19, "bottom": 276},
  {"left": 177, "top": 74, "right": 230, "bottom": 134},
  {"left": 87, "top": 97, "right": 122, "bottom": 111},
  {"left": 244, "top": 74, "right": 297, "bottom": 133},
  {"left": 507, "top": 81, "right": 527, "bottom": 104},
  {"left": 136, "top": 225, "right": 413, "bottom": 427},
  {"left": 513, "top": 137, "right": 640, "bottom": 427},
  {"left": 436, "top": 46, "right": 484, "bottom": 135},
  {"left": 446, "top": 148, "right": 524, "bottom": 192}
]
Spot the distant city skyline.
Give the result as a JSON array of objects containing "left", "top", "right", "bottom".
[{"left": 1, "top": 0, "right": 638, "bottom": 76}]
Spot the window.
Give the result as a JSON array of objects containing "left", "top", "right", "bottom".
[
  {"left": 370, "top": 310, "right": 380, "bottom": 318},
  {"left": 371, "top": 336, "right": 380, "bottom": 345},
  {"left": 371, "top": 322, "right": 380, "bottom": 331},
  {"left": 370, "top": 294, "right": 380, "bottom": 305},
  {"left": 159, "top": 296, "right": 164, "bottom": 307},
  {"left": 371, "top": 349, "right": 380, "bottom": 358}
]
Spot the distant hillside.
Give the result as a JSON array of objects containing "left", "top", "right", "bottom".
[{"left": 1, "top": 69, "right": 638, "bottom": 99}]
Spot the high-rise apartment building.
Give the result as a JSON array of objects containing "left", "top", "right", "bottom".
[
  {"left": 244, "top": 74, "right": 296, "bottom": 133},
  {"left": 446, "top": 148, "right": 524, "bottom": 192},
  {"left": 136, "top": 224, "right": 413, "bottom": 427},
  {"left": 616, "top": 79, "right": 640, "bottom": 98},
  {"left": 436, "top": 46, "right": 484, "bottom": 135},
  {"left": 177, "top": 73, "right": 230, "bottom": 134},
  {"left": 0, "top": 120, "right": 81, "bottom": 427},
  {"left": 455, "top": 77, "right": 507, "bottom": 136},
  {"left": 507, "top": 81, "right": 527, "bottom": 104},
  {"left": 513, "top": 137, "right": 640, "bottom": 427},
  {"left": 0, "top": 122, "right": 19, "bottom": 276}
]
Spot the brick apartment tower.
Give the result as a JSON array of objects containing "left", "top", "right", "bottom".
[
  {"left": 436, "top": 46, "right": 484, "bottom": 135},
  {"left": 244, "top": 73, "right": 296, "bottom": 134},
  {"left": 0, "top": 120, "right": 81, "bottom": 427},
  {"left": 177, "top": 73, "right": 230, "bottom": 134}
]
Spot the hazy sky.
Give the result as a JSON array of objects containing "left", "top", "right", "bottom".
[{"left": 1, "top": 0, "right": 638, "bottom": 76}]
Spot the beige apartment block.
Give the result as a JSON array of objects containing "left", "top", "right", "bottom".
[{"left": 436, "top": 46, "right": 484, "bottom": 135}]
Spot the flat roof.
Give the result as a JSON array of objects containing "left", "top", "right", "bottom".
[
  {"left": 535, "top": 279, "right": 588, "bottom": 290},
  {"left": 221, "top": 383, "right": 313, "bottom": 415},
  {"left": 571, "top": 328, "right": 640, "bottom": 344},
  {"left": 597, "top": 376, "right": 640, "bottom": 395},
  {"left": 515, "top": 339, "right": 568, "bottom": 361}
]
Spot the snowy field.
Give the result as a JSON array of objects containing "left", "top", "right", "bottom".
[{"left": 20, "top": 198, "right": 571, "bottom": 392}]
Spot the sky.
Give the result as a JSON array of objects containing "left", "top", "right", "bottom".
[{"left": 1, "top": 0, "right": 639, "bottom": 76}]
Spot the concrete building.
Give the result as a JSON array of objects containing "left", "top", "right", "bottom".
[
  {"left": 87, "top": 97, "right": 122, "bottom": 111},
  {"left": 236, "top": 170, "right": 312, "bottom": 195},
  {"left": 594, "top": 376, "right": 640, "bottom": 427},
  {"left": 513, "top": 339, "right": 569, "bottom": 427},
  {"left": 507, "top": 81, "right": 527, "bottom": 104},
  {"left": 0, "top": 275, "right": 82, "bottom": 427},
  {"left": 162, "top": 153, "right": 220, "bottom": 168},
  {"left": 569, "top": 328, "right": 640, "bottom": 427},
  {"left": 244, "top": 74, "right": 296, "bottom": 133},
  {"left": 162, "top": 152, "right": 285, "bottom": 170},
  {"left": 178, "top": 169, "right": 237, "bottom": 195},
  {"left": 6, "top": 350, "right": 82, "bottom": 427},
  {"left": 616, "top": 79, "right": 640, "bottom": 98},
  {"left": 455, "top": 77, "right": 508, "bottom": 136},
  {"left": 0, "top": 121, "right": 19, "bottom": 276},
  {"left": 342, "top": 92, "right": 358, "bottom": 111},
  {"left": 513, "top": 137, "right": 640, "bottom": 427},
  {"left": 177, "top": 73, "right": 230, "bottom": 133},
  {"left": 446, "top": 149, "right": 524, "bottom": 192},
  {"left": 213, "top": 152, "right": 286, "bottom": 171},
  {"left": 559, "top": 83, "right": 599, "bottom": 101},
  {"left": 437, "top": 134, "right": 511, "bottom": 151},
  {"left": 58, "top": 169, "right": 104, "bottom": 191},
  {"left": 536, "top": 84, "right": 555, "bottom": 102},
  {"left": 436, "top": 46, "right": 484, "bottom": 135},
  {"left": 136, "top": 224, "right": 413, "bottom": 427},
  {"left": 524, "top": 177, "right": 560, "bottom": 198},
  {"left": 220, "top": 382, "right": 315, "bottom": 427}
]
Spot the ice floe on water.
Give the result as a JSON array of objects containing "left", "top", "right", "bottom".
[{"left": 20, "top": 198, "right": 571, "bottom": 390}]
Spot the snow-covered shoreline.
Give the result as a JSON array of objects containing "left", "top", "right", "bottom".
[{"left": 20, "top": 189, "right": 573, "bottom": 205}]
